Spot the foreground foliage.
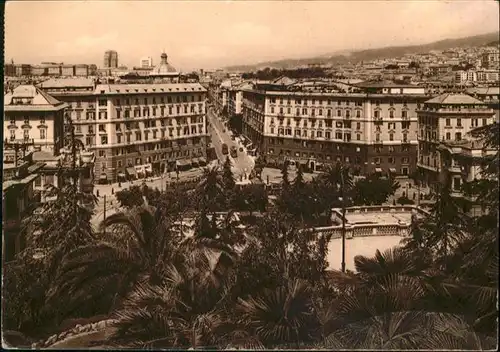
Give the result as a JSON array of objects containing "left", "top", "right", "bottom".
[{"left": 3, "top": 126, "right": 498, "bottom": 349}]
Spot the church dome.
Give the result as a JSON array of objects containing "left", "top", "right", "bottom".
[{"left": 150, "top": 52, "right": 179, "bottom": 77}]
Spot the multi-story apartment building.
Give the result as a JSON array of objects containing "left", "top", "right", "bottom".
[
  {"left": 437, "top": 133, "right": 497, "bottom": 216},
  {"left": 454, "top": 70, "right": 477, "bottom": 84},
  {"left": 416, "top": 93, "right": 496, "bottom": 188},
  {"left": 104, "top": 50, "right": 119, "bottom": 69},
  {"left": 481, "top": 49, "right": 500, "bottom": 70},
  {"left": 90, "top": 82, "right": 208, "bottom": 182},
  {"left": 4, "top": 85, "right": 67, "bottom": 157},
  {"left": 38, "top": 78, "right": 97, "bottom": 149},
  {"left": 242, "top": 81, "right": 429, "bottom": 176},
  {"left": 466, "top": 87, "right": 500, "bottom": 121},
  {"left": 228, "top": 82, "right": 252, "bottom": 134},
  {"left": 75, "top": 64, "right": 90, "bottom": 77},
  {"left": 476, "top": 70, "right": 500, "bottom": 83}
]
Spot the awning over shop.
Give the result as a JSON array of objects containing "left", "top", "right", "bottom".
[
  {"left": 126, "top": 167, "right": 136, "bottom": 176},
  {"left": 191, "top": 158, "right": 199, "bottom": 166},
  {"left": 375, "top": 168, "right": 383, "bottom": 173},
  {"left": 198, "top": 157, "right": 207, "bottom": 165},
  {"left": 117, "top": 172, "right": 126, "bottom": 178},
  {"left": 389, "top": 168, "right": 397, "bottom": 173},
  {"left": 99, "top": 174, "right": 107, "bottom": 179}
]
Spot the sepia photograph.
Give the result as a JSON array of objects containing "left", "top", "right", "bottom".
[{"left": 2, "top": 0, "right": 499, "bottom": 349}]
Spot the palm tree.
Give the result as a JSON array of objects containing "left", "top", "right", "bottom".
[
  {"left": 187, "top": 165, "right": 241, "bottom": 258},
  {"left": 234, "top": 279, "right": 321, "bottom": 349},
  {"left": 107, "top": 248, "right": 235, "bottom": 349},
  {"left": 404, "top": 181, "right": 469, "bottom": 265},
  {"left": 46, "top": 204, "right": 184, "bottom": 322},
  {"left": 320, "top": 311, "right": 496, "bottom": 350}
]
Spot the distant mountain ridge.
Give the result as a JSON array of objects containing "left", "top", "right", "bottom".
[{"left": 225, "top": 31, "right": 499, "bottom": 72}]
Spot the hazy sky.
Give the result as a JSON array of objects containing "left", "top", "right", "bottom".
[{"left": 5, "top": 0, "right": 499, "bottom": 71}]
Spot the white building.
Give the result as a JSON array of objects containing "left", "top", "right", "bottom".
[
  {"left": 140, "top": 56, "right": 153, "bottom": 68},
  {"left": 454, "top": 70, "right": 477, "bottom": 84},
  {"left": 417, "top": 93, "right": 496, "bottom": 191}
]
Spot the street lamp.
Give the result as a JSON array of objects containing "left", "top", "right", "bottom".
[
  {"left": 340, "top": 134, "right": 347, "bottom": 273},
  {"left": 340, "top": 169, "right": 347, "bottom": 273}
]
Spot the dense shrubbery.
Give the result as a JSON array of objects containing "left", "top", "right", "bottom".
[{"left": 3, "top": 124, "right": 498, "bottom": 349}]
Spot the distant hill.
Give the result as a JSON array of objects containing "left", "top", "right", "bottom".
[{"left": 225, "top": 31, "right": 499, "bottom": 72}]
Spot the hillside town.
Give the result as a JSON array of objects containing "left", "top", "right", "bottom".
[{"left": 2, "top": 1, "right": 499, "bottom": 350}]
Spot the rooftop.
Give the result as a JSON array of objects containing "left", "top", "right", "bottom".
[
  {"left": 38, "top": 78, "right": 94, "bottom": 89},
  {"left": 466, "top": 87, "right": 500, "bottom": 96},
  {"left": 4, "top": 85, "right": 68, "bottom": 111},
  {"left": 354, "top": 80, "right": 422, "bottom": 88},
  {"left": 95, "top": 83, "right": 206, "bottom": 94},
  {"left": 425, "top": 93, "right": 484, "bottom": 105}
]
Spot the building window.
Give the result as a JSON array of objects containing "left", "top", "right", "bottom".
[
  {"left": 136, "top": 132, "right": 142, "bottom": 141},
  {"left": 446, "top": 132, "right": 451, "bottom": 140},
  {"left": 389, "top": 133, "right": 394, "bottom": 141},
  {"left": 457, "top": 118, "right": 462, "bottom": 127},
  {"left": 117, "top": 135, "right": 122, "bottom": 144},
  {"left": 337, "top": 110, "right": 342, "bottom": 117},
  {"left": 374, "top": 111, "right": 380, "bottom": 118},
  {"left": 402, "top": 111, "right": 408, "bottom": 118},
  {"left": 86, "top": 137, "right": 92, "bottom": 145},
  {"left": 98, "top": 150, "right": 106, "bottom": 157},
  {"left": 40, "top": 129, "right": 46, "bottom": 139},
  {"left": 101, "top": 136, "right": 108, "bottom": 145},
  {"left": 482, "top": 118, "right": 488, "bottom": 126},
  {"left": 402, "top": 157, "right": 409, "bottom": 164},
  {"left": 374, "top": 157, "right": 381, "bottom": 165},
  {"left": 388, "top": 157, "right": 395, "bottom": 164},
  {"left": 389, "top": 111, "right": 394, "bottom": 118},
  {"left": 455, "top": 132, "right": 462, "bottom": 140},
  {"left": 302, "top": 108, "right": 307, "bottom": 115},
  {"left": 98, "top": 99, "right": 106, "bottom": 106},
  {"left": 445, "top": 118, "right": 451, "bottom": 126},
  {"left": 453, "top": 177, "right": 461, "bottom": 191}
]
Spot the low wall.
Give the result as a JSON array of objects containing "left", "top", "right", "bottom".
[
  {"left": 32, "top": 319, "right": 118, "bottom": 349},
  {"left": 312, "top": 221, "right": 411, "bottom": 240}
]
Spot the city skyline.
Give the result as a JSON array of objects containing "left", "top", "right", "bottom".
[{"left": 5, "top": 0, "right": 500, "bottom": 71}]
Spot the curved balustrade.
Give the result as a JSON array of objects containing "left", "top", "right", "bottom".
[{"left": 331, "top": 205, "right": 430, "bottom": 225}]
